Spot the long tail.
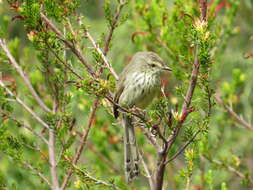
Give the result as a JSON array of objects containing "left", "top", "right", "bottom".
[{"left": 122, "top": 114, "right": 140, "bottom": 182}]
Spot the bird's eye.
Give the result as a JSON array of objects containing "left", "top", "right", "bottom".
[{"left": 150, "top": 64, "right": 156, "bottom": 67}]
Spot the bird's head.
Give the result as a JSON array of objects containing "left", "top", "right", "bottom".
[{"left": 132, "top": 51, "right": 172, "bottom": 74}]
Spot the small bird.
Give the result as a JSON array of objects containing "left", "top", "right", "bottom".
[{"left": 113, "top": 51, "right": 172, "bottom": 182}]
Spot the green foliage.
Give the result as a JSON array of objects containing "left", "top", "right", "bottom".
[{"left": 0, "top": 0, "right": 253, "bottom": 189}]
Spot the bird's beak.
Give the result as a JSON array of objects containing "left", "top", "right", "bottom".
[{"left": 162, "top": 66, "right": 172, "bottom": 71}]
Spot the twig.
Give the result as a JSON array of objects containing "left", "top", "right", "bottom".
[
  {"left": 165, "top": 130, "right": 201, "bottom": 164},
  {"left": 103, "top": 0, "right": 128, "bottom": 55},
  {"left": 203, "top": 156, "right": 253, "bottom": 185},
  {"left": 60, "top": 99, "right": 99, "bottom": 190},
  {"left": 87, "top": 143, "right": 121, "bottom": 174},
  {"left": 214, "top": 93, "right": 253, "bottom": 131},
  {"left": 45, "top": 41, "right": 84, "bottom": 80},
  {"left": 6, "top": 115, "right": 49, "bottom": 144},
  {"left": 23, "top": 161, "right": 51, "bottom": 187},
  {"left": 40, "top": 13, "right": 96, "bottom": 77},
  {"left": 0, "top": 38, "right": 52, "bottom": 113},
  {"left": 72, "top": 164, "right": 121, "bottom": 190},
  {"left": 48, "top": 128, "right": 60, "bottom": 190},
  {"left": 138, "top": 124, "right": 160, "bottom": 150},
  {"left": 85, "top": 32, "right": 119, "bottom": 80},
  {"left": 0, "top": 80, "right": 50, "bottom": 130},
  {"left": 139, "top": 150, "right": 154, "bottom": 189}
]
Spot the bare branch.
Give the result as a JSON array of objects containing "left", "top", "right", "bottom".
[
  {"left": 0, "top": 80, "right": 50, "bottom": 130},
  {"left": 60, "top": 99, "right": 99, "bottom": 190},
  {"left": 48, "top": 128, "right": 60, "bottom": 190},
  {"left": 199, "top": 0, "right": 208, "bottom": 21},
  {"left": 40, "top": 13, "right": 96, "bottom": 77},
  {"left": 181, "top": 46, "right": 200, "bottom": 118},
  {"left": 85, "top": 32, "right": 119, "bottom": 80},
  {"left": 139, "top": 150, "right": 154, "bottom": 189},
  {"left": 23, "top": 161, "right": 51, "bottom": 187},
  {"left": 214, "top": 93, "right": 253, "bottom": 131},
  {"left": 0, "top": 38, "right": 52, "bottom": 113},
  {"left": 138, "top": 124, "right": 160, "bottom": 150}
]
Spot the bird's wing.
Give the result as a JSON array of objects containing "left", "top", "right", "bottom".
[{"left": 113, "top": 82, "right": 125, "bottom": 119}]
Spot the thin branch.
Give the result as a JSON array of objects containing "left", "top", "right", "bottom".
[
  {"left": 0, "top": 80, "right": 50, "bottom": 130},
  {"left": 40, "top": 13, "right": 96, "bottom": 77},
  {"left": 23, "top": 161, "right": 51, "bottom": 187},
  {"left": 60, "top": 99, "right": 99, "bottom": 190},
  {"left": 139, "top": 150, "right": 154, "bottom": 189},
  {"left": 165, "top": 130, "right": 201, "bottom": 164},
  {"left": 214, "top": 93, "right": 253, "bottom": 131},
  {"left": 85, "top": 32, "right": 119, "bottom": 80},
  {"left": 72, "top": 164, "right": 121, "bottom": 190},
  {"left": 48, "top": 128, "right": 60, "bottom": 190},
  {"left": 181, "top": 46, "right": 200, "bottom": 119},
  {"left": 203, "top": 156, "right": 253, "bottom": 185},
  {"left": 6, "top": 115, "right": 49, "bottom": 144},
  {"left": 103, "top": 0, "right": 128, "bottom": 55},
  {"left": 0, "top": 38, "right": 52, "bottom": 113},
  {"left": 87, "top": 143, "right": 121, "bottom": 174},
  {"left": 44, "top": 41, "right": 84, "bottom": 80},
  {"left": 138, "top": 124, "right": 160, "bottom": 150}
]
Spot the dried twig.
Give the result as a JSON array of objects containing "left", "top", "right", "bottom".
[
  {"left": 0, "top": 38, "right": 52, "bottom": 113},
  {"left": 214, "top": 93, "right": 253, "bottom": 131}
]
